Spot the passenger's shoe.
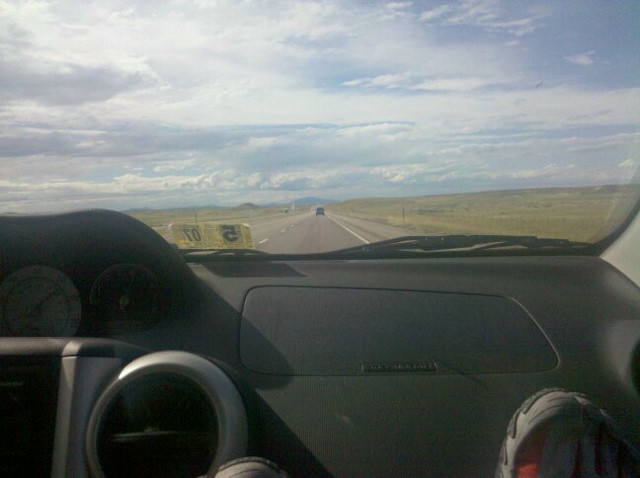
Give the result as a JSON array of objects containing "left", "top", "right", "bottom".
[
  {"left": 214, "top": 457, "right": 288, "bottom": 478},
  {"left": 496, "top": 388, "right": 640, "bottom": 477}
]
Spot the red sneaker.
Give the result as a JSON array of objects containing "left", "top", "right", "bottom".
[{"left": 496, "top": 388, "right": 640, "bottom": 477}]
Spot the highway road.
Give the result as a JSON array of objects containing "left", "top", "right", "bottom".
[
  {"left": 245, "top": 211, "right": 412, "bottom": 254},
  {"left": 153, "top": 209, "right": 412, "bottom": 254}
]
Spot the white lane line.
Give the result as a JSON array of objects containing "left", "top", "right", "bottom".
[
  {"left": 328, "top": 215, "right": 370, "bottom": 244},
  {"left": 280, "top": 229, "right": 286, "bottom": 233},
  {"left": 258, "top": 238, "right": 269, "bottom": 244}
]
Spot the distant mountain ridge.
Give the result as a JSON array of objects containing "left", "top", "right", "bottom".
[
  {"left": 124, "top": 197, "right": 335, "bottom": 212},
  {"left": 264, "top": 197, "right": 336, "bottom": 206},
  {"left": 234, "top": 202, "right": 260, "bottom": 209}
]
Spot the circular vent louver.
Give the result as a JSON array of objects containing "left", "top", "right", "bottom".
[
  {"left": 87, "top": 351, "right": 248, "bottom": 478},
  {"left": 97, "top": 373, "right": 217, "bottom": 478}
]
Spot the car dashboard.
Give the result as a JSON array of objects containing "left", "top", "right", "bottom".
[{"left": 0, "top": 210, "right": 639, "bottom": 477}]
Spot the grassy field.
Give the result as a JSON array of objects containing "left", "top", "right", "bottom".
[
  {"left": 125, "top": 185, "right": 638, "bottom": 243},
  {"left": 127, "top": 204, "right": 302, "bottom": 228},
  {"left": 329, "top": 185, "right": 639, "bottom": 242}
]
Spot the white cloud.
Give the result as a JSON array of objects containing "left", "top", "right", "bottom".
[
  {"left": 0, "top": 0, "right": 637, "bottom": 212},
  {"left": 420, "top": 0, "right": 545, "bottom": 36},
  {"left": 411, "top": 77, "right": 501, "bottom": 91},
  {"left": 152, "top": 159, "right": 195, "bottom": 173},
  {"left": 419, "top": 5, "right": 452, "bottom": 22},
  {"left": 342, "top": 73, "right": 510, "bottom": 92},
  {"left": 245, "top": 137, "right": 281, "bottom": 149},
  {"left": 618, "top": 158, "right": 636, "bottom": 168},
  {"left": 342, "top": 73, "right": 411, "bottom": 89},
  {"left": 336, "top": 123, "right": 411, "bottom": 139},
  {"left": 386, "top": 2, "right": 413, "bottom": 10},
  {"left": 561, "top": 132, "right": 639, "bottom": 154},
  {"left": 565, "top": 51, "right": 595, "bottom": 66}
]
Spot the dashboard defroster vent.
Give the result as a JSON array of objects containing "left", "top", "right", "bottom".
[{"left": 86, "top": 351, "right": 248, "bottom": 478}]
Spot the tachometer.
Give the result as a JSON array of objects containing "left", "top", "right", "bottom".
[
  {"left": 0, "top": 265, "right": 81, "bottom": 336},
  {"left": 90, "top": 264, "right": 159, "bottom": 329}
]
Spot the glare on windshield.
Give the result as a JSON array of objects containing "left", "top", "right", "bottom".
[{"left": 1, "top": 1, "right": 638, "bottom": 254}]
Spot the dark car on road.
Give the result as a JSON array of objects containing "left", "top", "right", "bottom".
[{"left": 315, "top": 207, "right": 325, "bottom": 216}]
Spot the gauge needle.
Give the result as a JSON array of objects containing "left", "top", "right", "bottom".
[
  {"left": 119, "top": 271, "right": 137, "bottom": 311},
  {"left": 119, "top": 294, "right": 130, "bottom": 311},
  {"left": 23, "top": 288, "right": 58, "bottom": 318}
]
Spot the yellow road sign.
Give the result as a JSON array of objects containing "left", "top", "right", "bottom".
[{"left": 169, "top": 223, "right": 254, "bottom": 249}]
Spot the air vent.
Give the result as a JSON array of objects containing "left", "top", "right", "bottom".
[
  {"left": 97, "top": 373, "right": 217, "bottom": 477},
  {"left": 0, "top": 358, "right": 59, "bottom": 478},
  {"left": 87, "top": 351, "right": 248, "bottom": 478}
]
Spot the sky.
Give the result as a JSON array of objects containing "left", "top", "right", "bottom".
[{"left": 0, "top": 0, "right": 638, "bottom": 212}]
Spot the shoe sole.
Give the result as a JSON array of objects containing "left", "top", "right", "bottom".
[{"left": 496, "top": 388, "right": 639, "bottom": 478}]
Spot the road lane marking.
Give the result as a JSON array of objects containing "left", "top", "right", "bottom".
[
  {"left": 258, "top": 238, "right": 269, "bottom": 244},
  {"left": 280, "top": 229, "right": 286, "bottom": 233},
  {"left": 328, "top": 216, "right": 370, "bottom": 244}
]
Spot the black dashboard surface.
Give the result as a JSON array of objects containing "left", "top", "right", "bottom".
[
  {"left": 0, "top": 210, "right": 639, "bottom": 477},
  {"left": 0, "top": 210, "right": 197, "bottom": 337}
]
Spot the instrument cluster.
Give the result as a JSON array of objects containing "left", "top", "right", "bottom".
[{"left": 0, "top": 263, "right": 163, "bottom": 337}]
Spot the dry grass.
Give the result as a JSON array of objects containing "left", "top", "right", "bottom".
[
  {"left": 330, "top": 185, "right": 639, "bottom": 242},
  {"left": 124, "top": 185, "right": 638, "bottom": 243},
  {"left": 127, "top": 205, "right": 301, "bottom": 228}
]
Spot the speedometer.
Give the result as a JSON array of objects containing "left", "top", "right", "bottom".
[{"left": 0, "top": 265, "right": 82, "bottom": 337}]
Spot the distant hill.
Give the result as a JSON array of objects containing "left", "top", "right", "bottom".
[
  {"left": 124, "top": 204, "right": 224, "bottom": 213},
  {"left": 263, "top": 197, "right": 336, "bottom": 206},
  {"left": 295, "top": 197, "right": 336, "bottom": 206},
  {"left": 124, "top": 207, "right": 153, "bottom": 213},
  {"left": 234, "top": 202, "right": 260, "bottom": 209}
]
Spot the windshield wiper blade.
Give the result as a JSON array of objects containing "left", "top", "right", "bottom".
[
  {"left": 178, "top": 248, "right": 270, "bottom": 258},
  {"left": 332, "top": 234, "right": 592, "bottom": 255}
]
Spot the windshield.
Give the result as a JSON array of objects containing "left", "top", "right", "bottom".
[{"left": 1, "top": 1, "right": 638, "bottom": 254}]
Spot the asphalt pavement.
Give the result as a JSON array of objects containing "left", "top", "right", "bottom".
[
  {"left": 245, "top": 211, "right": 411, "bottom": 254},
  {"left": 152, "top": 209, "right": 412, "bottom": 254}
]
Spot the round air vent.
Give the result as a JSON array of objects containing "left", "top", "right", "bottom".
[{"left": 87, "top": 351, "right": 248, "bottom": 478}]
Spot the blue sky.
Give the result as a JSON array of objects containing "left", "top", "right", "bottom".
[{"left": 0, "top": 0, "right": 638, "bottom": 211}]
